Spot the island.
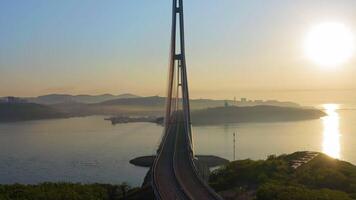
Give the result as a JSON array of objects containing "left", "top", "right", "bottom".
[
  {"left": 105, "top": 116, "right": 163, "bottom": 125},
  {"left": 106, "top": 105, "right": 325, "bottom": 125},
  {"left": 191, "top": 105, "right": 325, "bottom": 125}
]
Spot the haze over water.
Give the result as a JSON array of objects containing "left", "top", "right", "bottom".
[{"left": 0, "top": 102, "right": 355, "bottom": 186}]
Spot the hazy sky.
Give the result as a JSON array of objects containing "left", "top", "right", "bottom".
[{"left": 1, "top": 0, "right": 356, "bottom": 100}]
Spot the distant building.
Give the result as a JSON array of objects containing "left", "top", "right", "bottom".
[
  {"left": 241, "top": 98, "right": 247, "bottom": 103},
  {"left": 224, "top": 100, "right": 229, "bottom": 107},
  {"left": 254, "top": 100, "right": 263, "bottom": 103},
  {"left": 4, "top": 96, "right": 27, "bottom": 104}
]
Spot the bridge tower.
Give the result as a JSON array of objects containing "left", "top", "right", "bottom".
[{"left": 164, "top": 0, "right": 194, "bottom": 154}]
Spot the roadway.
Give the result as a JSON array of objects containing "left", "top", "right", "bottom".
[
  {"left": 152, "top": 112, "right": 222, "bottom": 200},
  {"left": 152, "top": 116, "right": 188, "bottom": 199}
]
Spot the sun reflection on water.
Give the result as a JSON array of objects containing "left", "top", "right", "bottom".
[{"left": 322, "top": 104, "right": 341, "bottom": 159}]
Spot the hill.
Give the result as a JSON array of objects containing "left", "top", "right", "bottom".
[
  {"left": 100, "top": 96, "right": 165, "bottom": 106},
  {"left": 96, "top": 96, "right": 301, "bottom": 116},
  {"left": 210, "top": 152, "right": 356, "bottom": 200},
  {"left": 106, "top": 105, "right": 325, "bottom": 125},
  {"left": 0, "top": 103, "right": 66, "bottom": 122},
  {"left": 0, "top": 100, "right": 324, "bottom": 124},
  {"left": 2, "top": 94, "right": 304, "bottom": 117},
  {"left": 25, "top": 93, "right": 140, "bottom": 104},
  {"left": 191, "top": 105, "right": 325, "bottom": 125},
  {"left": 99, "top": 96, "right": 300, "bottom": 109}
]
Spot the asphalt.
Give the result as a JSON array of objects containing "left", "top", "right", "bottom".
[
  {"left": 153, "top": 120, "right": 188, "bottom": 200},
  {"left": 152, "top": 113, "right": 222, "bottom": 200}
]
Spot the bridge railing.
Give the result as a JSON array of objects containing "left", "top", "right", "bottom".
[
  {"left": 182, "top": 120, "right": 224, "bottom": 200},
  {"left": 188, "top": 156, "right": 224, "bottom": 200},
  {"left": 152, "top": 114, "right": 185, "bottom": 200},
  {"left": 151, "top": 121, "right": 171, "bottom": 200}
]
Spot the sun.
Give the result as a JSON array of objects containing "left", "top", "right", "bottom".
[{"left": 304, "top": 22, "right": 354, "bottom": 67}]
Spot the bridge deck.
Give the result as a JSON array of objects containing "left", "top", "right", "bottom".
[
  {"left": 174, "top": 120, "right": 222, "bottom": 200},
  {"left": 153, "top": 121, "right": 188, "bottom": 199},
  {"left": 153, "top": 113, "right": 222, "bottom": 200}
]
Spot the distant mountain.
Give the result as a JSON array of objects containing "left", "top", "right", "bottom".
[
  {"left": 100, "top": 96, "right": 165, "bottom": 106},
  {"left": 103, "top": 105, "right": 326, "bottom": 125},
  {"left": 0, "top": 101, "right": 324, "bottom": 124},
  {"left": 99, "top": 96, "right": 231, "bottom": 107},
  {"left": 4, "top": 93, "right": 299, "bottom": 109},
  {"left": 116, "top": 93, "right": 141, "bottom": 99},
  {"left": 0, "top": 102, "right": 67, "bottom": 122},
  {"left": 28, "top": 94, "right": 75, "bottom": 104},
  {"left": 1, "top": 94, "right": 309, "bottom": 120},
  {"left": 26, "top": 93, "right": 140, "bottom": 104},
  {"left": 98, "top": 96, "right": 300, "bottom": 110}
]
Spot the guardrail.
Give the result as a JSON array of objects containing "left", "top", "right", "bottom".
[
  {"left": 189, "top": 155, "right": 224, "bottom": 200},
  {"left": 182, "top": 121, "right": 224, "bottom": 200},
  {"left": 152, "top": 115, "right": 187, "bottom": 200},
  {"left": 171, "top": 118, "right": 223, "bottom": 200},
  {"left": 151, "top": 121, "right": 170, "bottom": 200}
]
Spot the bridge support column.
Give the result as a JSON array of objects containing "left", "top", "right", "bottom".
[{"left": 164, "top": 0, "right": 194, "bottom": 155}]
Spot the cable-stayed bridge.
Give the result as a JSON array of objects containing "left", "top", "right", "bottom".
[{"left": 151, "top": 0, "right": 223, "bottom": 199}]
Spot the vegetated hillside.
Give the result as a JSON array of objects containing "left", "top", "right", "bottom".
[
  {"left": 98, "top": 96, "right": 301, "bottom": 114},
  {"left": 26, "top": 93, "right": 140, "bottom": 104},
  {"left": 98, "top": 95, "right": 226, "bottom": 108},
  {"left": 210, "top": 152, "right": 356, "bottom": 200},
  {"left": 97, "top": 96, "right": 229, "bottom": 115},
  {"left": 1, "top": 101, "right": 324, "bottom": 124},
  {"left": 191, "top": 105, "right": 325, "bottom": 125},
  {"left": 19, "top": 94, "right": 306, "bottom": 117},
  {"left": 0, "top": 183, "right": 146, "bottom": 200},
  {"left": 0, "top": 103, "right": 66, "bottom": 122},
  {"left": 100, "top": 96, "right": 165, "bottom": 106},
  {"left": 28, "top": 94, "right": 76, "bottom": 104}
]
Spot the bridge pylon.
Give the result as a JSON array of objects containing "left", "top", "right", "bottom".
[{"left": 163, "top": 0, "right": 194, "bottom": 155}]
